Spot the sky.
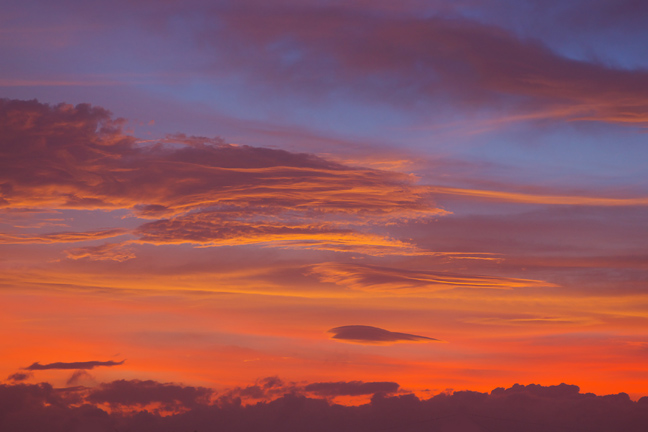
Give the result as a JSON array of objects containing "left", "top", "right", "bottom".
[{"left": 1, "top": 0, "right": 648, "bottom": 429}]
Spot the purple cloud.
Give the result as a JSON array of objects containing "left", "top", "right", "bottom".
[
  {"left": 24, "top": 360, "right": 125, "bottom": 371},
  {"left": 328, "top": 325, "right": 441, "bottom": 344}
]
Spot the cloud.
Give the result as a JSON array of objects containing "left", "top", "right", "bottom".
[
  {"left": 64, "top": 242, "right": 136, "bottom": 262},
  {"left": 0, "top": 380, "right": 647, "bottom": 432},
  {"left": 24, "top": 360, "right": 125, "bottom": 371},
  {"left": 65, "top": 370, "right": 94, "bottom": 386},
  {"left": 304, "top": 381, "right": 399, "bottom": 397},
  {"left": 0, "top": 229, "right": 129, "bottom": 244},
  {"left": 86, "top": 379, "right": 213, "bottom": 409},
  {"left": 429, "top": 186, "right": 648, "bottom": 207},
  {"left": 201, "top": 7, "right": 648, "bottom": 126},
  {"left": 0, "top": 98, "right": 444, "bottom": 255},
  {"left": 6, "top": 372, "right": 32, "bottom": 382},
  {"left": 135, "top": 213, "right": 430, "bottom": 256},
  {"left": 309, "top": 262, "right": 554, "bottom": 292},
  {"left": 328, "top": 325, "right": 441, "bottom": 345}
]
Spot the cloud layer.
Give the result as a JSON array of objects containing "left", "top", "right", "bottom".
[
  {"left": 0, "top": 98, "right": 443, "bottom": 256},
  {"left": 310, "top": 262, "right": 553, "bottom": 292},
  {"left": 1, "top": 380, "right": 648, "bottom": 432}
]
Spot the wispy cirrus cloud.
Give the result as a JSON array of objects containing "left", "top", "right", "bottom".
[
  {"left": 310, "top": 262, "right": 554, "bottom": 292},
  {"left": 6, "top": 372, "right": 33, "bottom": 382},
  {"left": 0, "top": 99, "right": 444, "bottom": 256},
  {"left": 199, "top": 7, "right": 648, "bottom": 127},
  {"left": 64, "top": 242, "right": 135, "bottom": 262},
  {"left": 86, "top": 379, "right": 213, "bottom": 409},
  {"left": 0, "top": 229, "right": 129, "bottom": 244}
]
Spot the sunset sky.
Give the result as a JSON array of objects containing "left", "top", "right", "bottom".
[{"left": 2, "top": 0, "right": 648, "bottom": 421}]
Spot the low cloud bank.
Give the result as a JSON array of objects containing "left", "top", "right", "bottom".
[{"left": 1, "top": 381, "right": 647, "bottom": 432}]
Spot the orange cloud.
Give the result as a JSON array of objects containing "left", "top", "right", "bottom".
[
  {"left": 135, "top": 213, "right": 431, "bottom": 256},
  {"left": 0, "top": 99, "right": 444, "bottom": 254},
  {"left": 309, "top": 262, "right": 555, "bottom": 293},
  {"left": 429, "top": 186, "right": 648, "bottom": 206},
  {"left": 0, "top": 229, "right": 129, "bottom": 244},
  {"left": 328, "top": 325, "right": 441, "bottom": 345},
  {"left": 64, "top": 242, "right": 135, "bottom": 262}
]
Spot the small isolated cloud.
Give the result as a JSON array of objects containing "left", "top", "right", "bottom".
[
  {"left": 328, "top": 325, "right": 441, "bottom": 345},
  {"left": 66, "top": 370, "right": 95, "bottom": 386},
  {"left": 0, "top": 229, "right": 129, "bottom": 244},
  {"left": 65, "top": 242, "right": 135, "bottom": 262},
  {"left": 24, "top": 360, "right": 125, "bottom": 371},
  {"left": 304, "top": 381, "right": 399, "bottom": 397},
  {"left": 6, "top": 371, "right": 32, "bottom": 382}
]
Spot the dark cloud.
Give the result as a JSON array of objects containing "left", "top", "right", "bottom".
[
  {"left": 65, "top": 370, "right": 94, "bottom": 386},
  {"left": 328, "top": 325, "right": 441, "bottom": 345},
  {"left": 24, "top": 360, "right": 125, "bottom": 371},
  {"left": 6, "top": 372, "right": 32, "bottom": 382},
  {"left": 64, "top": 242, "right": 135, "bottom": 262},
  {"left": 86, "top": 379, "right": 213, "bottom": 409},
  {"left": 134, "top": 212, "right": 428, "bottom": 256},
  {"left": 304, "top": 381, "right": 399, "bottom": 397},
  {"left": 2, "top": 381, "right": 648, "bottom": 432},
  {"left": 309, "top": 262, "right": 553, "bottom": 292}
]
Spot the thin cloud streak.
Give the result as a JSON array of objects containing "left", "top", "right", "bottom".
[
  {"left": 430, "top": 186, "right": 648, "bottom": 206},
  {"left": 0, "top": 229, "right": 129, "bottom": 244},
  {"left": 24, "top": 360, "right": 125, "bottom": 371},
  {"left": 0, "top": 98, "right": 444, "bottom": 255}
]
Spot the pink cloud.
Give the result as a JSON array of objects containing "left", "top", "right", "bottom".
[
  {"left": 203, "top": 8, "right": 648, "bottom": 126},
  {"left": 0, "top": 98, "right": 444, "bottom": 255}
]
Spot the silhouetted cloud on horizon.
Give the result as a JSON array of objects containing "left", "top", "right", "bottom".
[{"left": 1, "top": 380, "right": 648, "bottom": 432}]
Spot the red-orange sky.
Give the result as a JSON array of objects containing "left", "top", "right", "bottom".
[{"left": 2, "top": 1, "right": 648, "bottom": 429}]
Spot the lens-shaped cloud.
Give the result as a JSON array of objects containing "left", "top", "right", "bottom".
[{"left": 328, "top": 325, "right": 441, "bottom": 345}]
